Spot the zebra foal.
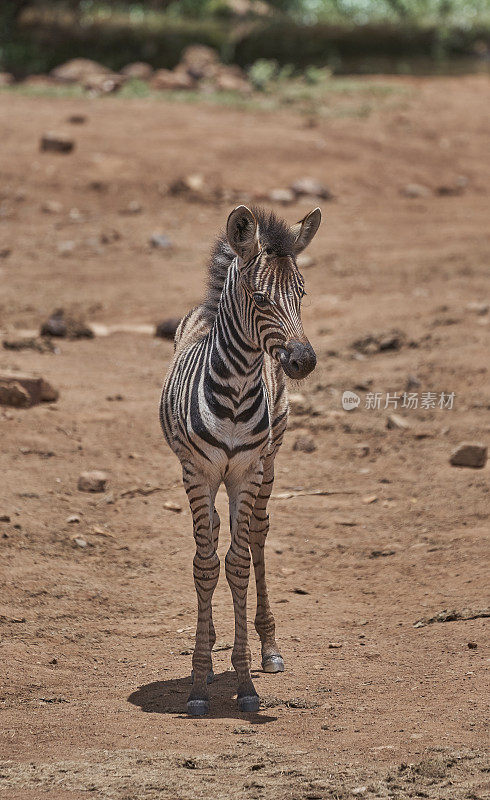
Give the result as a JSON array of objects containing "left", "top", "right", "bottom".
[{"left": 160, "top": 204, "right": 321, "bottom": 715}]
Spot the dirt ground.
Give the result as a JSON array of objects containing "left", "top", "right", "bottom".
[{"left": 0, "top": 76, "right": 489, "bottom": 800}]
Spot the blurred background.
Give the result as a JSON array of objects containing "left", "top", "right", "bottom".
[{"left": 2, "top": 0, "right": 490, "bottom": 80}]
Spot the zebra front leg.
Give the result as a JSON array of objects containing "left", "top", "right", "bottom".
[
  {"left": 225, "top": 463, "right": 263, "bottom": 713},
  {"left": 250, "top": 459, "right": 284, "bottom": 674},
  {"left": 190, "top": 506, "right": 220, "bottom": 686},
  {"left": 183, "top": 469, "right": 220, "bottom": 716}
]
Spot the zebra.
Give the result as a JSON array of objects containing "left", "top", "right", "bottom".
[{"left": 160, "top": 204, "right": 321, "bottom": 715}]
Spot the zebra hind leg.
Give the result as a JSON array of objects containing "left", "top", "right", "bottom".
[
  {"left": 250, "top": 459, "right": 284, "bottom": 674},
  {"left": 190, "top": 507, "right": 220, "bottom": 686},
  {"left": 183, "top": 469, "right": 220, "bottom": 716},
  {"left": 225, "top": 464, "right": 264, "bottom": 713}
]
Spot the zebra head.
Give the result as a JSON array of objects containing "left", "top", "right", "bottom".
[{"left": 226, "top": 205, "right": 321, "bottom": 380}]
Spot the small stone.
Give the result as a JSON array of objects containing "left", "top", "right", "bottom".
[
  {"left": 120, "top": 200, "right": 142, "bottom": 215},
  {"left": 57, "top": 241, "right": 76, "bottom": 256},
  {"left": 450, "top": 442, "right": 487, "bottom": 469},
  {"left": 436, "top": 176, "right": 468, "bottom": 196},
  {"left": 290, "top": 177, "right": 333, "bottom": 200},
  {"left": 400, "top": 183, "right": 430, "bottom": 198},
  {"left": 40, "top": 133, "right": 75, "bottom": 154},
  {"left": 467, "top": 641, "right": 478, "bottom": 649},
  {"left": 49, "top": 658, "right": 58, "bottom": 664},
  {"left": 328, "top": 642, "right": 342, "bottom": 648},
  {"left": 362, "top": 494, "right": 378, "bottom": 504},
  {"left": 40, "top": 309, "right": 94, "bottom": 339},
  {"left": 67, "top": 114, "right": 87, "bottom": 124},
  {"left": 387, "top": 413, "right": 410, "bottom": 430},
  {"left": 0, "top": 372, "right": 58, "bottom": 407},
  {"left": 78, "top": 471, "right": 108, "bottom": 493},
  {"left": 120, "top": 62, "right": 153, "bottom": 80},
  {"left": 355, "top": 443, "right": 370, "bottom": 457},
  {"left": 150, "top": 233, "right": 172, "bottom": 249},
  {"left": 293, "top": 435, "right": 316, "bottom": 453},
  {"left": 155, "top": 318, "right": 180, "bottom": 340},
  {"left": 466, "top": 301, "right": 489, "bottom": 315},
  {"left": 268, "top": 188, "right": 294, "bottom": 205},
  {"left": 288, "top": 393, "right": 311, "bottom": 415},
  {"left": 296, "top": 253, "right": 315, "bottom": 269},
  {"left": 66, "top": 514, "right": 80, "bottom": 524},
  {"left": 73, "top": 537, "right": 88, "bottom": 548},
  {"left": 41, "top": 200, "right": 63, "bottom": 214},
  {"left": 151, "top": 69, "right": 195, "bottom": 91},
  {"left": 292, "top": 587, "right": 309, "bottom": 595},
  {"left": 0, "top": 515, "right": 10, "bottom": 522},
  {"left": 163, "top": 500, "right": 182, "bottom": 513}
]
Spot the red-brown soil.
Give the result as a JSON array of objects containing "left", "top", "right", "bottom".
[{"left": 0, "top": 76, "right": 489, "bottom": 799}]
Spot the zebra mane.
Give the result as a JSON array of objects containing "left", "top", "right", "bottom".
[{"left": 203, "top": 206, "right": 297, "bottom": 321}]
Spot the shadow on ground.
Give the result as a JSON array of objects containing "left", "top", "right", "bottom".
[{"left": 128, "top": 670, "right": 278, "bottom": 722}]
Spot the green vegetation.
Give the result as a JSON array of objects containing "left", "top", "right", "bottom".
[{"left": 1, "top": 1, "right": 489, "bottom": 76}]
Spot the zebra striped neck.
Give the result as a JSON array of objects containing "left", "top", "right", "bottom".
[{"left": 209, "top": 260, "right": 263, "bottom": 391}]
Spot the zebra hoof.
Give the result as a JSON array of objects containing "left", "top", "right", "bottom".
[
  {"left": 262, "top": 655, "right": 284, "bottom": 673},
  {"left": 187, "top": 699, "right": 209, "bottom": 717},
  {"left": 237, "top": 694, "right": 260, "bottom": 713},
  {"left": 191, "top": 669, "right": 214, "bottom": 685}
]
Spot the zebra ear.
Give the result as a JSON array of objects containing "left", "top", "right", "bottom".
[
  {"left": 226, "top": 205, "right": 260, "bottom": 262},
  {"left": 291, "top": 207, "right": 321, "bottom": 255}
]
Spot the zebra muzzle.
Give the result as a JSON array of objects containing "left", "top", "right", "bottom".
[{"left": 279, "top": 341, "right": 317, "bottom": 380}]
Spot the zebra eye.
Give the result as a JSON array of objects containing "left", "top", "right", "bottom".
[{"left": 253, "top": 292, "right": 269, "bottom": 307}]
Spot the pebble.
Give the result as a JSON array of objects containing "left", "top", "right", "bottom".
[
  {"left": 362, "top": 494, "right": 378, "bottom": 504},
  {"left": 41, "top": 200, "right": 63, "bottom": 214},
  {"left": 162, "top": 500, "right": 182, "bottom": 513},
  {"left": 66, "top": 514, "right": 81, "bottom": 524},
  {"left": 290, "top": 177, "right": 333, "bottom": 200},
  {"left": 40, "top": 132, "right": 75, "bottom": 154},
  {"left": 0, "top": 514, "right": 11, "bottom": 522},
  {"left": 292, "top": 435, "right": 316, "bottom": 453},
  {"left": 467, "top": 641, "right": 478, "bottom": 649},
  {"left": 0, "top": 372, "right": 58, "bottom": 408},
  {"left": 120, "top": 200, "right": 142, "bottom": 215},
  {"left": 387, "top": 413, "right": 410, "bottom": 430},
  {"left": 466, "top": 301, "right": 489, "bottom": 315},
  {"left": 328, "top": 642, "right": 343, "bottom": 648},
  {"left": 355, "top": 443, "right": 370, "bottom": 457},
  {"left": 449, "top": 442, "right": 487, "bottom": 469},
  {"left": 72, "top": 537, "right": 88, "bottom": 548},
  {"left": 78, "top": 471, "right": 109, "bottom": 493},
  {"left": 150, "top": 233, "right": 172, "bottom": 249},
  {"left": 400, "top": 183, "right": 430, "bottom": 198}
]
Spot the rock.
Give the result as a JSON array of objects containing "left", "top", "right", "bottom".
[
  {"left": 120, "top": 62, "right": 153, "bottom": 80},
  {"left": 57, "top": 241, "right": 76, "bottom": 257},
  {"left": 179, "top": 45, "right": 220, "bottom": 81},
  {"left": 328, "top": 642, "right": 342, "bottom": 648},
  {"left": 213, "top": 65, "right": 251, "bottom": 94},
  {"left": 288, "top": 393, "right": 311, "bottom": 416},
  {"left": 66, "top": 514, "right": 80, "bottom": 524},
  {"left": 387, "top": 413, "right": 410, "bottom": 430},
  {"left": 0, "top": 73, "right": 14, "bottom": 87},
  {"left": 355, "top": 443, "right": 370, "bottom": 457},
  {"left": 436, "top": 176, "right": 468, "bottom": 196},
  {"left": 40, "top": 133, "right": 74, "bottom": 154},
  {"left": 72, "top": 536, "right": 88, "bottom": 548},
  {"left": 150, "top": 233, "right": 172, "bottom": 249},
  {"left": 466, "top": 301, "right": 489, "bottom": 315},
  {"left": 84, "top": 73, "right": 125, "bottom": 95},
  {"left": 400, "top": 183, "right": 430, "bottom": 198},
  {"left": 268, "top": 188, "right": 295, "bottom": 205},
  {"left": 67, "top": 114, "right": 87, "bottom": 124},
  {"left": 3, "top": 337, "right": 56, "bottom": 354},
  {"left": 169, "top": 173, "right": 223, "bottom": 204},
  {"left": 119, "top": 200, "right": 142, "bottom": 215},
  {"left": 51, "top": 58, "right": 111, "bottom": 84},
  {"left": 0, "top": 372, "right": 58, "bottom": 407},
  {"left": 41, "top": 200, "right": 63, "bottom": 214},
  {"left": 78, "top": 471, "right": 108, "bottom": 493},
  {"left": 151, "top": 69, "right": 195, "bottom": 91},
  {"left": 40, "top": 309, "right": 94, "bottom": 340},
  {"left": 296, "top": 253, "right": 315, "bottom": 269},
  {"left": 352, "top": 329, "right": 406, "bottom": 355},
  {"left": 449, "top": 442, "right": 487, "bottom": 469},
  {"left": 290, "top": 177, "right": 333, "bottom": 200},
  {"left": 467, "top": 641, "right": 478, "bottom": 649},
  {"left": 0, "top": 514, "right": 10, "bottom": 522},
  {"left": 293, "top": 435, "right": 316, "bottom": 453},
  {"left": 163, "top": 500, "right": 182, "bottom": 513},
  {"left": 155, "top": 318, "right": 180, "bottom": 340},
  {"left": 362, "top": 494, "right": 378, "bottom": 504}
]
